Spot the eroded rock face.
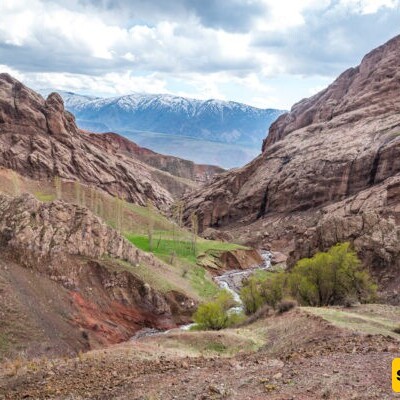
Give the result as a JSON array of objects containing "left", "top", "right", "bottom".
[
  {"left": 0, "top": 73, "right": 201, "bottom": 208},
  {"left": 183, "top": 35, "right": 400, "bottom": 294},
  {"left": 0, "top": 193, "right": 195, "bottom": 350},
  {"left": 87, "top": 132, "right": 224, "bottom": 185},
  {"left": 0, "top": 193, "right": 140, "bottom": 267}
]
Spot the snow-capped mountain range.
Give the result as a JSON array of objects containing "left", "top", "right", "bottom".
[{"left": 39, "top": 89, "right": 286, "bottom": 168}]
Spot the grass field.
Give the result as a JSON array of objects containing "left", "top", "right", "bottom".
[
  {"left": 126, "top": 234, "right": 243, "bottom": 264},
  {"left": 304, "top": 304, "right": 400, "bottom": 338},
  {"left": 125, "top": 234, "right": 245, "bottom": 299}
]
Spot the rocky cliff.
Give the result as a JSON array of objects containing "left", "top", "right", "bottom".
[
  {"left": 0, "top": 74, "right": 216, "bottom": 208},
  {"left": 0, "top": 193, "right": 194, "bottom": 357},
  {"left": 86, "top": 131, "right": 224, "bottom": 184},
  {"left": 183, "top": 35, "right": 400, "bottom": 297}
]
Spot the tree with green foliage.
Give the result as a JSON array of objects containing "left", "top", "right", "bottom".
[
  {"left": 240, "top": 275, "right": 265, "bottom": 314},
  {"left": 289, "top": 242, "right": 376, "bottom": 306},
  {"left": 240, "top": 242, "right": 376, "bottom": 314},
  {"left": 193, "top": 290, "right": 244, "bottom": 330},
  {"left": 240, "top": 271, "right": 286, "bottom": 314}
]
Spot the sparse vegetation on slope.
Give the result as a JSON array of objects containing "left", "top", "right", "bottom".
[{"left": 0, "top": 168, "right": 249, "bottom": 307}]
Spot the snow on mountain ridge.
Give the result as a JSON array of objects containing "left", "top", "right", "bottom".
[
  {"left": 35, "top": 88, "right": 286, "bottom": 168},
  {"left": 46, "top": 90, "right": 276, "bottom": 114}
]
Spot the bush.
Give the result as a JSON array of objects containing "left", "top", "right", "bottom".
[
  {"left": 276, "top": 299, "right": 297, "bottom": 314},
  {"left": 240, "top": 275, "right": 265, "bottom": 314},
  {"left": 241, "top": 304, "right": 273, "bottom": 326},
  {"left": 193, "top": 289, "right": 244, "bottom": 330},
  {"left": 193, "top": 302, "right": 228, "bottom": 330},
  {"left": 240, "top": 271, "right": 286, "bottom": 314},
  {"left": 239, "top": 242, "right": 377, "bottom": 315},
  {"left": 289, "top": 243, "right": 376, "bottom": 306}
]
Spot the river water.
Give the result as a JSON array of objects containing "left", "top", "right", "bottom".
[
  {"left": 213, "top": 250, "right": 272, "bottom": 314},
  {"left": 131, "top": 250, "right": 273, "bottom": 338}
]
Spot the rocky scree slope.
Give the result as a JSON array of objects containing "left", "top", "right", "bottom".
[
  {"left": 0, "top": 192, "right": 194, "bottom": 357},
  {"left": 183, "top": 35, "right": 400, "bottom": 298},
  {"left": 0, "top": 74, "right": 211, "bottom": 207}
]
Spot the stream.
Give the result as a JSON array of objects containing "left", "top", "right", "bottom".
[
  {"left": 181, "top": 250, "right": 273, "bottom": 328},
  {"left": 213, "top": 251, "right": 272, "bottom": 314},
  {"left": 131, "top": 250, "right": 273, "bottom": 338}
]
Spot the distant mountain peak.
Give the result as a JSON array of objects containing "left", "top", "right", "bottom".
[{"left": 39, "top": 89, "right": 285, "bottom": 168}]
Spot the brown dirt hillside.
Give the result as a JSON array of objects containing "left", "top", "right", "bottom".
[
  {"left": 0, "top": 192, "right": 195, "bottom": 360},
  {"left": 87, "top": 131, "right": 224, "bottom": 185},
  {"left": 1, "top": 307, "right": 399, "bottom": 399}
]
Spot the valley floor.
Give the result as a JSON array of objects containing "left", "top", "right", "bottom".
[{"left": 1, "top": 306, "right": 400, "bottom": 399}]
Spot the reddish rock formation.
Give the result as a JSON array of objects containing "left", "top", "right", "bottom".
[
  {"left": 0, "top": 193, "right": 195, "bottom": 356},
  {"left": 0, "top": 73, "right": 215, "bottom": 208},
  {"left": 87, "top": 131, "right": 224, "bottom": 184},
  {"left": 183, "top": 35, "right": 400, "bottom": 296}
]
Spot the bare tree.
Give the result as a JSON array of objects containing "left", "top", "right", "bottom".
[
  {"left": 146, "top": 199, "right": 155, "bottom": 251},
  {"left": 11, "top": 171, "right": 20, "bottom": 196},
  {"left": 175, "top": 201, "right": 184, "bottom": 228},
  {"left": 190, "top": 212, "right": 198, "bottom": 255},
  {"left": 54, "top": 176, "right": 62, "bottom": 200},
  {"left": 74, "top": 181, "right": 81, "bottom": 205},
  {"left": 114, "top": 195, "right": 123, "bottom": 231},
  {"left": 89, "top": 186, "right": 95, "bottom": 211}
]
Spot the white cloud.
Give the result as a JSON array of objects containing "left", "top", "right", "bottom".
[
  {"left": 337, "top": 0, "right": 400, "bottom": 14},
  {"left": 25, "top": 71, "right": 169, "bottom": 97},
  {"left": 256, "top": 0, "right": 331, "bottom": 31},
  {"left": 0, "top": 0, "right": 398, "bottom": 109},
  {"left": 0, "top": 64, "right": 24, "bottom": 79}
]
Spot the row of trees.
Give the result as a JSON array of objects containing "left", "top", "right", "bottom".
[
  {"left": 24, "top": 176, "right": 200, "bottom": 259},
  {"left": 241, "top": 242, "right": 376, "bottom": 313}
]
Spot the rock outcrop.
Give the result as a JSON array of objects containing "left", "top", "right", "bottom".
[
  {"left": 0, "top": 73, "right": 212, "bottom": 208},
  {"left": 0, "top": 193, "right": 140, "bottom": 267},
  {"left": 197, "top": 248, "right": 262, "bottom": 271},
  {"left": 0, "top": 193, "right": 195, "bottom": 356},
  {"left": 183, "top": 35, "right": 400, "bottom": 295},
  {"left": 87, "top": 132, "right": 224, "bottom": 184}
]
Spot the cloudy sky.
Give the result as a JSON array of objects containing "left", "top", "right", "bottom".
[{"left": 0, "top": 0, "right": 399, "bottom": 109}]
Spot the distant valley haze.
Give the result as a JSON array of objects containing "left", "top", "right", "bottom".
[{"left": 38, "top": 89, "right": 285, "bottom": 168}]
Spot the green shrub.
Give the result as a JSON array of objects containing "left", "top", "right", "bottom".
[
  {"left": 240, "top": 271, "right": 286, "bottom": 314},
  {"left": 240, "top": 276, "right": 265, "bottom": 314},
  {"left": 240, "top": 242, "right": 376, "bottom": 315},
  {"left": 193, "top": 289, "right": 244, "bottom": 330},
  {"left": 193, "top": 302, "right": 228, "bottom": 330},
  {"left": 289, "top": 243, "right": 376, "bottom": 306}
]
